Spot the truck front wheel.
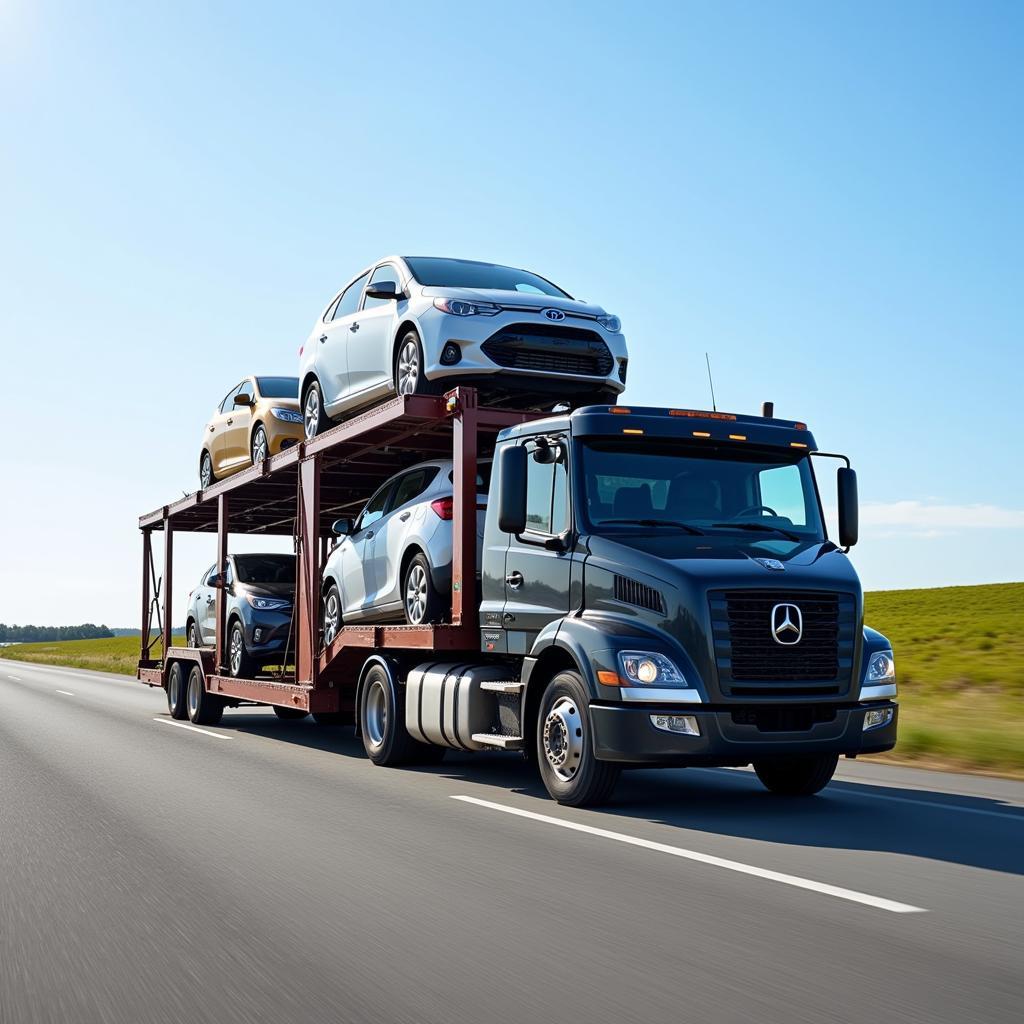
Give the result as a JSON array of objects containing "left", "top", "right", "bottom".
[
  {"left": 753, "top": 753, "right": 839, "bottom": 796},
  {"left": 537, "top": 671, "right": 620, "bottom": 807}
]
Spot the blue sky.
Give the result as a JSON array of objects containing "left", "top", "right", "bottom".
[{"left": 1, "top": 0, "right": 1021, "bottom": 626}]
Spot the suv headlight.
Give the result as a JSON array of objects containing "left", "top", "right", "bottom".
[
  {"left": 271, "top": 407, "right": 303, "bottom": 424},
  {"left": 433, "top": 297, "right": 501, "bottom": 317},
  {"left": 245, "top": 594, "right": 291, "bottom": 611},
  {"left": 617, "top": 650, "right": 688, "bottom": 686},
  {"left": 865, "top": 650, "right": 895, "bottom": 683},
  {"left": 596, "top": 313, "right": 621, "bottom": 333}
]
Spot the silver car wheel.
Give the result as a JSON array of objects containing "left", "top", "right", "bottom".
[
  {"left": 230, "top": 627, "right": 243, "bottom": 675},
  {"left": 200, "top": 452, "right": 213, "bottom": 489},
  {"left": 304, "top": 388, "right": 320, "bottom": 439},
  {"left": 542, "top": 696, "right": 584, "bottom": 782},
  {"left": 397, "top": 339, "right": 420, "bottom": 395},
  {"left": 364, "top": 679, "right": 388, "bottom": 751},
  {"left": 405, "top": 563, "right": 428, "bottom": 623},
  {"left": 251, "top": 427, "right": 267, "bottom": 464},
  {"left": 323, "top": 590, "right": 340, "bottom": 646},
  {"left": 188, "top": 623, "right": 200, "bottom": 648}
]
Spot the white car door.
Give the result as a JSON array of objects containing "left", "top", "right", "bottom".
[
  {"left": 316, "top": 271, "right": 369, "bottom": 409},
  {"left": 346, "top": 263, "right": 401, "bottom": 402},
  {"left": 340, "top": 480, "right": 393, "bottom": 618}
]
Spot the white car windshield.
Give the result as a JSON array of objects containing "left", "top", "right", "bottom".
[{"left": 404, "top": 257, "right": 569, "bottom": 298}]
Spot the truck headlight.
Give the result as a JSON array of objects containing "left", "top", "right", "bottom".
[
  {"left": 865, "top": 650, "right": 895, "bottom": 683},
  {"left": 596, "top": 313, "right": 621, "bottom": 333},
  {"left": 433, "top": 297, "right": 501, "bottom": 317},
  {"left": 271, "top": 407, "right": 304, "bottom": 424},
  {"left": 617, "top": 650, "right": 687, "bottom": 686}
]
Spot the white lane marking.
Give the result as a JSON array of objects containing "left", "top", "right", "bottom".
[
  {"left": 56, "top": 689, "right": 76, "bottom": 697},
  {"left": 703, "top": 768, "right": 1024, "bottom": 822},
  {"left": 452, "top": 795, "right": 927, "bottom": 914},
  {"left": 153, "top": 718, "right": 233, "bottom": 740},
  {"left": 8, "top": 674, "right": 23, "bottom": 680}
]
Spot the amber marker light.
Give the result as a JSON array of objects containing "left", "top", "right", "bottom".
[
  {"left": 692, "top": 431, "right": 711, "bottom": 438},
  {"left": 729, "top": 433, "right": 747, "bottom": 441},
  {"left": 790, "top": 441, "right": 808, "bottom": 448},
  {"left": 623, "top": 428, "right": 644, "bottom": 435},
  {"left": 597, "top": 670, "right": 621, "bottom": 686},
  {"left": 610, "top": 407, "right": 631, "bottom": 414}
]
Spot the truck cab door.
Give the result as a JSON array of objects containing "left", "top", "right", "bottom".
[{"left": 501, "top": 445, "right": 572, "bottom": 655}]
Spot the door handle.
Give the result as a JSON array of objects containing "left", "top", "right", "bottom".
[
  {"left": 399, "top": 512, "right": 411, "bottom": 522},
  {"left": 208, "top": 426, "right": 215, "bottom": 432},
  {"left": 349, "top": 322, "right": 360, "bottom": 333},
  {"left": 206, "top": 597, "right": 215, "bottom": 605},
  {"left": 365, "top": 530, "right": 374, "bottom": 539},
  {"left": 320, "top": 334, "right": 328, "bottom": 343},
  {"left": 505, "top": 571, "right": 524, "bottom": 590},
  {"left": 226, "top": 417, "right": 233, "bottom": 425}
]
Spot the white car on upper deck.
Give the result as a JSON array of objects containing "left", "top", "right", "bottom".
[{"left": 298, "top": 256, "right": 627, "bottom": 437}]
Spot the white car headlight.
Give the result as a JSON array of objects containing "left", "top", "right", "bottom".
[
  {"left": 433, "top": 297, "right": 501, "bottom": 317},
  {"left": 271, "top": 407, "right": 303, "bottom": 424},
  {"left": 617, "top": 650, "right": 688, "bottom": 686},
  {"left": 596, "top": 313, "right": 621, "bottom": 333},
  {"left": 865, "top": 650, "right": 895, "bottom": 683}
]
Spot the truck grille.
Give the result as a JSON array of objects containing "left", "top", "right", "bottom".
[
  {"left": 709, "top": 589, "right": 856, "bottom": 697},
  {"left": 481, "top": 324, "right": 614, "bottom": 378}
]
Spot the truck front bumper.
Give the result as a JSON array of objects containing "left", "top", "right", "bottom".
[{"left": 590, "top": 701, "right": 898, "bottom": 765}]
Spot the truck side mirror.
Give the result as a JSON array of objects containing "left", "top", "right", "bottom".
[
  {"left": 497, "top": 445, "right": 527, "bottom": 534},
  {"left": 837, "top": 467, "right": 858, "bottom": 548}
]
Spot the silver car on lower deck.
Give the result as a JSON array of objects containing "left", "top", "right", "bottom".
[{"left": 321, "top": 460, "right": 488, "bottom": 634}]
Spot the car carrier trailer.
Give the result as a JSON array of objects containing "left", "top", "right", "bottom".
[{"left": 138, "top": 387, "right": 898, "bottom": 806}]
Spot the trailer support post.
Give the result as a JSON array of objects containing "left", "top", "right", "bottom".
[
  {"left": 452, "top": 387, "right": 479, "bottom": 626},
  {"left": 162, "top": 516, "right": 173, "bottom": 660},
  {"left": 296, "top": 456, "right": 321, "bottom": 686},
  {"left": 141, "top": 528, "right": 152, "bottom": 661},
  {"left": 216, "top": 494, "right": 229, "bottom": 672}
]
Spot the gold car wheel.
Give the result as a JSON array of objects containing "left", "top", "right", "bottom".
[
  {"left": 200, "top": 451, "right": 213, "bottom": 489},
  {"left": 251, "top": 426, "right": 267, "bottom": 464}
]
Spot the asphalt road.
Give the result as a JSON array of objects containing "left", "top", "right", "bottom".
[{"left": 1, "top": 661, "right": 1021, "bottom": 1024}]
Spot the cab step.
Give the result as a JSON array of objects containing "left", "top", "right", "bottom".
[
  {"left": 471, "top": 733, "right": 525, "bottom": 750},
  {"left": 479, "top": 680, "right": 524, "bottom": 694}
]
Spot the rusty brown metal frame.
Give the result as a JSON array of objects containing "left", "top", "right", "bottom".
[{"left": 137, "top": 388, "right": 543, "bottom": 704}]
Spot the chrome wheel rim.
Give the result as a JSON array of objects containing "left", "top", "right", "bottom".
[
  {"left": 397, "top": 340, "right": 419, "bottom": 395},
  {"left": 169, "top": 673, "right": 181, "bottom": 711},
  {"left": 364, "top": 679, "right": 388, "bottom": 750},
  {"left": 543, "top": 696, "right": 584, "bottom": 782},
  {"left": 405, "top": 563, "right": 428, "bottom": 623},
  {"left": 230, "top": 628, "right": 243, "bottom": 675},
  {"left": 323, "top": 591, "right": 340, "bottom": 645},
  {"left": 187, "top": 677, "right": 199, "bottom": 718},
  {"left": 200, "top": 454, "right": 212, "bottom": 488},
  {"left": 304, "top": 388, "right": 320, "bottom": 439},
  {"left": 252, "top": 428, "right": 267, "bottom": 463}
]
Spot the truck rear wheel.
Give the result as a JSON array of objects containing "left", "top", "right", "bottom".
[
  {"left": 359, "top": 663, "right": 439, "bottom": 766},
  {"left": 166, "top": 662, "right": 188, "bottom": 720},
  {"left": 186, "top": 665, "right": 224, "bottom": 726},
  {"left": 536, "top": 671, "right": 620, "bottom": 807},
  {"left": 753, "top": 753, "right": 838, "bottom": 796}
]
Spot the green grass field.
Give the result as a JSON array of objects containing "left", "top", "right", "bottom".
[{"left": 2, "top": 582, "right": 1021, "bottom": 776}]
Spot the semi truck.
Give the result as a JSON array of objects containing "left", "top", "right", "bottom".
[{"left": 138, "top": 388, "right": 897, "bottom": 806}]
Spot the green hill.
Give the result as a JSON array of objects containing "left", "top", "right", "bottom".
[{"left": 2, "top": 583, "right": 1021, "bottom": 776}]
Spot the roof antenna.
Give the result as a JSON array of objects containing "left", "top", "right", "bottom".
[{"left": 705, "top": 352, "right": 717, "bottom": 412}]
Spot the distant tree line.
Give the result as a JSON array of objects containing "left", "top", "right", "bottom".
[{"left": 0, "top": 623, "right": 114, "bottom": 643}]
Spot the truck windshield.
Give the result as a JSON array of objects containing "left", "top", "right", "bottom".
[
  {"left": 580, "top": 440, "right": 825, "bottom": 542},
  {"left": 404, "top": 257, "right": 569, "bottom": 298},
  {"left": 234, "top": 554, "right": 295, "bottom": 585}
]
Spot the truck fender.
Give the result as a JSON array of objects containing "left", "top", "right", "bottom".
[{"left": 524, "top": 617, "right": 611, "bottom": 700}]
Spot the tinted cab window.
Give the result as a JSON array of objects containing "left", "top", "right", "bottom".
[{"left": 525, "top": 448, "right": 569, "bottom": 535}]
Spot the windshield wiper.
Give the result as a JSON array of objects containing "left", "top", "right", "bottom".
[
  {"left": 599, "top": 518, "right": 704, "bottom": 536},
  {"left": 710, "top": 522, "right": 802, "bottom": 542}
]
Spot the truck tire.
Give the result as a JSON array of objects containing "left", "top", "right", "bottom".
[
  {"left": 536, "top": 671, "right": 620, "bottom": 807},
  {"left": 166, "top": 662, "right": 188, "bottom": 720},
  {"left": 359, "top": 663, "right": 437, "bottom": 766},
  {"left": 753, "top": 753, "right": 839, "bottom": 796},
  {"left": 186, "top": 665, "right": 223, "bottom": 726},
  {"left": 272, "top": 705, "right": 308, "bottom": 721}
]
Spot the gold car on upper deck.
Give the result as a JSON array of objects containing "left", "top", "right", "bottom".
[{"left": 199, "top": 376, "right": 304, "bottom": 488}]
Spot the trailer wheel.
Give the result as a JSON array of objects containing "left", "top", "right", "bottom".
[
  {"left": 272, "top": 705, "right": 308, "bottom": 721},
  {"left": 186, "top": 665, "right": 223, "bottom": 726},
  {"left": 536, "top": 671, "right": 620, "bottom": 807},
  {"left": 753, "top": 754, "right": 839, "bottom": 796},
  {"left": 166, "top": 662, "right": 188, "bottom": 720},
  {"left": 359, "top": 664, "right": 435, "bottom": 766}
]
